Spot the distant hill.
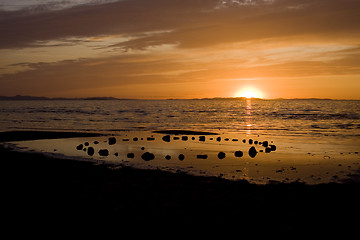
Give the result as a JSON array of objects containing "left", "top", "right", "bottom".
[{"left": 0, "top": 95, "right": 125, "bottom": 101}]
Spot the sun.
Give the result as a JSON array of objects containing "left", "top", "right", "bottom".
[{"left": 235, "top": 87, "right": 264, "bottom": 99}]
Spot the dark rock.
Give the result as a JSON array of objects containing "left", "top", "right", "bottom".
[
  {"left": 173, "top": 137, "right": 180, "bottom": 140},
  {"left": 178, "top": 154, "right": 185, "bottom": 161},
  {"left": 84, "top": 142, "right": 89, "bottom": 146},
  {"left": 242, "top": 139, "right": 246, "bottom": 143},
  {"left": 108, "top": 137, "right": 116, "bottom": 145},
  {"left": 162, "top": 135, "right": 171, "bottom": 142},
  {"left": 87, "top": 147, "right": 94, "bottom": 156},
  {"left": 141, "top": 147, "right": 145, "bottom": 150},
  {"left": 133, "top": 137, "right": 138, "bottom": 141},
  {"left": 98, "top": 149, "right": 109, "bottom": 156},
  {"left": 141, "top": 152, "right": 155, "bottom": 161},
  {"left": 199, "top": 136, "right": 205, "bottom": 141},
  {"left": 76, "top": 144, "right": 83, "bottom": 150},
  {"left": 225, "top": 138, "right": 229, "bottom": 141},
  {"left": 165, "top": 155, "right": 171, "bottom": 160},
  {"left": 235, "top": 151, "right": 243, "bottom": 157},
  {"left": 114, "top": 152, "right": 119, "bottom": 157},
  {"left": 147, "top": 137, "right": 155, "bottom": 141},
  {"left": 232, "top": 139, "right": 238, "bottom": 142},
  {"left": 93, "top": 141, "right": 99, "bottom": 144},
  {"left": 270, "top": 144, "right": 276, "bottom": 151},
  {"left": 249, "top": 146, "right": 257, "bottom": 158},
  {"left": 216, "top": 137, "right": 221, "bottom": 142},
  {"left": 249, "top": 139, "right": 253, "bottom": 144},
  {"left": 218, "top": 152, "right": 226, "bottom": 159},
  {"left": 265, "top": 147, "right": 272, "bottom": 153},
  {"left": 83, "top": 148, "right": 86, "bottom": 152},
  {"left": 262, "top": 141, "right": 268, "bottom": 148},
  {"left": 182, "top": 136, "right": 188, "bottom": 141},
  {"left": 197, "top": 154, "right": 208, "bottom": 159},
  {"left": 122, "top": 139, "right": 129, "bottom": 141},
  {"left": 127, "top": 153, "right": 135, "bottom": 158},
  {"left": 254, "top": 140, "right": 258, "bottom": 145},
  {"left": 191, "top": 137, "right": 195, "bottom": 140}
]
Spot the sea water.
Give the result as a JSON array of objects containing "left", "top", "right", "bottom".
[{"left": 1, "top": 99, "right": 360, "bottom": 184}]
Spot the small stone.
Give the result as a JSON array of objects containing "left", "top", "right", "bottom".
[
  {"left": 218, "top": 152, "right": 226, "bottom": 159},
  {"left": 108, "top": 137, "right": 116, "bottom": 145},
  {"left": 76, "top": 144, "right": 83, "bottom": 150},
  {"left": 199, "top": 136, "right": 205, "bottom": 141},
  {"left": 98, "top": 149, "right": 109, "bottom": 156},
  {"left": 197, "top": 154, "right": 208, "bottom": 159},
  {"left": 94, "top": 141, "right": 99, "bottom": 144},
  {"left": 165, "top": 155, "right": 171, "bottom": 160},
  {"left": 182, "top": 136, "right": 188, "bottom": 141},
  {"left": 249, "top": 146, "right": 258, "bottom": 158},
  {"left": 84, "top": 142, "right": 89, "bottom": 146},
  {"left": 235, "top": 151, "right": 243, "bottom": 157},
  {"left": 178, "top": 154, "right": 185, "bottom": 161},
  {"left": 162, "top": 135, "right": 171, "bottom": 142},
  {"left": 133, "top": 137, "right": 138, "bottom": 141},
  {"left": 141, "top": 152, "right": 155, "bottom": 161},
  {"left": 87, "top": 147, "right": 94, "bottom": 156},
  {"left": 127, "top": 153, "right": 135, "bottom": 158},
  {"left": 262, "top": 141, "right": 269, "bottom": 148},
  {"left": 270, "top": 144, "right": 276, "bottom": 151},
  {"left": 216, "top": 137, "right": 221, "bottom": 142},
  {"left": 249, "top": 139, "right": 253, "bottom": 144}
]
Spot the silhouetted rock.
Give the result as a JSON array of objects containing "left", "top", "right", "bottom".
[
  {"left": 254, "top": 140, "right": 258, "bottom": 145},
  {"left": 218, "top": 152, "right": 226, "bottom": 159},
  {"left": 87, "top": 147, "right": 94, "bottom": 156},
  {"left": 114, "top": 152, "right": 119, "bottom": 156},
  {"left": 235, "top": 151, "right": 243, "bottom": 157},
  {"left": 182, "top": 136, "right": 188, "bottom": 141},
  {"left": 225, "top": 138, "right": 229, "bottom": 141},
  {"left": 262, "top": 141, "right": 268, "bottom": 148},
  {"left": 249, "top": 139, "right": 253, "bottom": 144},
  {"left": 242, "top": 139, "right": 246, "bottom": 143},
  {"left": 127, "top": 153, "right": 135, "bottom": 158},
  {"left": 147, "top": 137, "right": 155, "bottom": 141},
  {"left": 108, "top": 137, "right": 116, "bottom": 145},
  {"left": 217, "top": 137, "right": 221, "bottom": 142},
  {"left": 265, "top": 147, "right": 272, "bottom": 153},
  {"left": 162, "top": 135, "right": 171, "bottom": 142},
  {"left": 141, "top": 147, "right": 145, "bottom": 150},
  {"left": 197, "top": 154, "right": 208, "bottom": 159},
  {"left": 199, "top": 136, "right": 205, "bottom": 141},
  {"left": 133, "top": 137, "right": 138, "bottom": 141},
  {"left": 76, "top": 144, "right": 83, "bottom": 150},
  {"left": 270, "top": 144, "right": 277, "bottom": 151},
  {"left": 122, "top": 139, "right": 129, "bottom": 141},
  {"left": 165, "top": 155, "right": 171, "bottom": 160},
  {"left": 232, "top": 139, "right": 238, "bottom": 142},
  {"left": 249, "top": 146, "right": 257, "bottom": 158},
  {"left": 173, "top": 137, "right": 180, "bottom": 140},
  {"left": 94, "top": 141, "right": 99, "bottom": 144},
  {"left": 84, "top": 142, "right": 89, "bottom": 146},
  {"left": 178, "top": 154, "right": 185, "bottom": 160},
  {"left": 191, "top": 137, "right": 195, "bottom": 140},
  {"left": 141, "top": 152, "right": 155, "bottom": 161},
  {"left": 99, "top": 149, "right": 109, "bottom": 156}
]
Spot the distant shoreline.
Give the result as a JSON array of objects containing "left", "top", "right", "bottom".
[{"left": 0, "top": 95, "right": 359, "bottom": 101}]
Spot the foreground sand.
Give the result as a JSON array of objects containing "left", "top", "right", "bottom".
[{"left": 1, "top": 131, "right": 360, "bottom": 230}]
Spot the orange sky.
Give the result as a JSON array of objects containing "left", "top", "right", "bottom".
[{"left": 0, "top": 0, "right": 360, "bottom": 99}]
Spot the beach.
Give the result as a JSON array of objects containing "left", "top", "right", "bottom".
[{"left": 2, "top": 131, "right": 360, "bottom": 230}]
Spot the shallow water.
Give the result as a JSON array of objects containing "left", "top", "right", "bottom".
[{"left": 1, "top": 99, "right": 360, "bottom": 184}]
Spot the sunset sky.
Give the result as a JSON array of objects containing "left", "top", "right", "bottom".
[{"left": 0, "top": 0, "right": 359, "bottom": 99}]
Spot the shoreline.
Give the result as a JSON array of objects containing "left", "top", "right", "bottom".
[{"left": 1, "top": 130, "right": 360, "bottom": 228}]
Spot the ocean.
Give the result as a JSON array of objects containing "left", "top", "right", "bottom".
[
  {"left": 1, "top": 99, "right": 359, "bottom": 138},
  {"left": 1, "top": 99, "right": 360, "bottom": 184}
]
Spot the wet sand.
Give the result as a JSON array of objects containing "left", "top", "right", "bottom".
[{"left": 1, "top": 131, "right": 360, "bottom": 230}]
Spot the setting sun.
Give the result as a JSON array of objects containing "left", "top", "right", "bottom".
[{"left": 236, "top": 87, "right": 264, "bottom": 99}]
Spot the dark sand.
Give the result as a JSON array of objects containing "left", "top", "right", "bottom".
[{"left": 1, "top": 131, "right": 359, "bottom": 230}]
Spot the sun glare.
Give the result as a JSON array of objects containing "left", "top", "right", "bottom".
[{"left": 236, "top": 87, "right": 264, "bottom": 99}]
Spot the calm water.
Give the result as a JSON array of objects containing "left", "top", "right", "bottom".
[
  {"left": 0, "top": 99, "right": 359, "bottom": 138},
  {"left": 2, "top": 99, "right": 360, "bottom": 184}
]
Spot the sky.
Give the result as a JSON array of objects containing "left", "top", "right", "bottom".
[{"left": 0, "top": 0, "right": 359, "bottom": 99}]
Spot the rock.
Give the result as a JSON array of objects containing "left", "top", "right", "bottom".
[
  {"left": 270, "top": 144, "right": 276, "bottom": 151},
  {"left": 94, "top": 141, "right": 99, "bottom": 144},
  {"left": 147, "top": 137, "right": 155, "bottom": 141},
  {"left": 141, "top": 152, "right": 155, "bottom": 161},
  {"left": 76, "top": 144, "right": 83, "bottom": 150},
  {"left": 165, "top": 155, "right": 171, "bottom": 160},
  {"left": 84, "top": 142, "right": 89, "bottom": 146},
  {"left": 235, "top": 151, "right": 243, "bottom": 157},
  {"left": 199, "top": 136, "right": 205, "bottom": 141},
  {"left": 249, "top": 139, "right": 253, "bottom": 144},
  {"left": 242, "top": 139, "right": 246, "bottom": 143},
  {"left": 127, "top": 153, "right": 135, "bottom": 158},
  {"left": 141, "top": 147, "right": 145, "bottom": 150},
  {"left": 178, "top": 154, "right": 185, "bottom": 160},
  {"left": 232, "top": 139, "right": 238, "bottom": 142},
  {"left": 225, "top": 138, "right": 229, "bottom": 141},
  {"left": 114, "top": 152, "right": 119, "bottom": 157},
  {"left": 133, "top": 137, "right": 138, "bottom": 141},
  {"left": 248, "top": 146, "right": 257, "bottom": 158},
  {"left": 87, "top": 147, "right": 94, "bottom": 156},
  {"left": 173, "top": 137, "right": 180, "bottom": 140},
  {"left": 98, "top": 149, "right": 109, "bottom": 156},
  {"left": 217, "top": 137, "right": 221, "bottom": 142},
  {"left": 191, "top": 137, "right": 195, "bottom": 140},
  {"left": 197, "top": 154, "right": 208, "bottom": 159},
  {"left": 254, "top": 140, "right": 258, "bottom": 145},
  {"left": 265, "top": 147, "right": 272, "bottom": 153},
  {"left": 182, "top": 136, "right": 188, "bottom": 141},
  {"left": 218, "top": 152, "right": 226, "bottom": 159},
  {"left": 162, "top": 135, "right": 171, "bottom": 142},
  {"left": 262, "top": 141, "right": 268, "bottom": 148},
  {"left": 108, "top": 137, "right": 116, "bottom": 145}
]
